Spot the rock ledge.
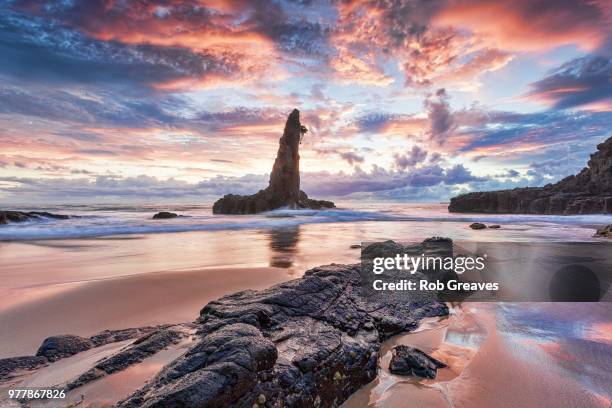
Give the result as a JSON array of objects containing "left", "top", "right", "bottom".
[{"left": 449, "top": 137, "right": 612, "bottom": 214}]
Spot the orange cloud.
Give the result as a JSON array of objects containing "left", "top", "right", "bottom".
[{"left": 433, "top": 0, "right": 610, "bottom": 52}]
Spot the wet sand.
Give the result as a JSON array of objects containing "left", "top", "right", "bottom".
[
  {"left": 0, "top": 265, "right": 289, "bottom": 357},
  {"left": 0, "top": 225, "right": 361, "bottom": 357},
  {"left": 343, "top": 303, "right": 611, "bottom": 408},
  {"left": 0, "top": 228, "right": 314, "bottom": 357}
]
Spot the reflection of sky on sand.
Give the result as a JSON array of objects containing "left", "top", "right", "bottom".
[
  {"left": 344, "top": 302, "right": 611, "bottom": 408},
  {"left": 343, "top": 304, "right": 488, "bottom": 408},
  {"left": 498, "top": 303, "right": 612, "bottom": 402}
]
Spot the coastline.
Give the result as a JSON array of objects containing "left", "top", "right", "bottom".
[{"left": 0, "top": 209, "right": 611, "bottom": 407}]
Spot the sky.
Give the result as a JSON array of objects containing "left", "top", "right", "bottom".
[{"left": 0, "top": 0, "right": 611, "bottom": 204}]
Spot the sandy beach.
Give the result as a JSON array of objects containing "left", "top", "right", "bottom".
[{"left": 1, "top": 206, "right": 610, "bottom": 407}]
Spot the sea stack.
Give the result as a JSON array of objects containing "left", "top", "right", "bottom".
[
  {"left": 449, "top": 136, "right": 612, "bottom": 214},
  {"left": 213, "top": 109, "right": 335, "bottom": 214}
]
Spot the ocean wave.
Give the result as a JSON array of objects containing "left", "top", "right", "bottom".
[{"left": 0, "top": 206, "right": 610, "bottom": 241}]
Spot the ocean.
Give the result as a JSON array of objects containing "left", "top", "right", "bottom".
[{"left": 0, "top": 202, "right": 610, "bottom": 241}]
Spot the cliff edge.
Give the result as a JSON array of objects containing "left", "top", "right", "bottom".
[{"left": 449, "top": 137, "right": 612, "bottom": 214}]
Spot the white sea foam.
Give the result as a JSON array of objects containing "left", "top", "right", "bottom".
[{"left": 0, "top": 203, "right": 610, "bottom": 241}]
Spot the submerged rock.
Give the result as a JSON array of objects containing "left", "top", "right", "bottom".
[
  {"left": 595, "top": 224, "right": 612, "bottom": 238},
  {"left": 469, "top": 222, "right": 487, "bottom": 230},
  {"left": 488, "top": 224, "right": 501, "bottom": 229},
  {"left": 388, "top": 345, "right": 446, "bottom": 378},
  {"left": 213, "top": 109, "right": 335, "bottom": 214},
  {"left": 449, "top": 137, "right": 612, "bottom": 214},
  {"left": 0, "top": 211, "right": 70, "bottom": 224},
  {"left": 152, "top": 211, "right": 179, "bottom": 219}
]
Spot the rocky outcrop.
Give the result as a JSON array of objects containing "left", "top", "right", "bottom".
[
  {"left": 388, "top": 345, "right": 446, "bottom": 378},
  {"left": 152, "top": 211, "right": 179, "bottom": 219},
  {"left": 595, "top": 225, "right": 612, "bottom": 238},
  {"left": 3, "top": 240, "right": 449, "bottom": 407},
  {"left": 449, "top": 137, "right": 612, "bottom": 214},
  {"left": 117, "top": 240, "right": 449, "bottom": 408},
  {"left": 213, "top": 109, "right": 335, "bottom": 214},
  {"left": 36, "top": 335, "right": 94, "bottom": 362},
  {"left": 0, "top": 356, "right": 47, "bottom": 380},
  {"left": 469, "top": 222, "right": 486, "bottom": 230},
  {"left": 0, "top": 211, "right": 70, "bottom": 224},
  {"left": 0, "top": 326, "right": 161, "bottom": 381},
  {"left": 67, "top": 328, "right": 184, "bottom": 390}
]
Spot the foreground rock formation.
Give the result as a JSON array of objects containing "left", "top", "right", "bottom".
[
  {"left": 1, "top": 240, "right": 449, "bottom": 408},
  {"left": 0, "top": 326, "right": 165, "bottom": 381},
  {"left": 449, "top": 137, "right": 612, "bottom": 214},
  {"left": 0, "top": 211, "right": 70, "bottom": 224},
  {"left": 213, "top": 109, "right": 335, "bottom": 214},
  {"left": 118, "top": 258, "right": 447, "bottom": 407}
]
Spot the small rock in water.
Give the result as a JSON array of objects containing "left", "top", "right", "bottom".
[
  {"left": 488, "top": 224, "right": 501, "bottom": 229},
  {"left": 469, "top": 222, "right": 487, "bottom": 230},
  {"left": 350, "top": 244, "right": 361, "bottom": 249},
  {"left": 152, "top": 211, "right": 179, "bottom": 219},
  {"left": 594, "top": 224, "right": 612, "bottom": 238},
  {"left": 388, "top": 345, "right": 447, "bottom": 378},
  {"left": 0, "top": 211, "right": 70, "bottom": 224}
]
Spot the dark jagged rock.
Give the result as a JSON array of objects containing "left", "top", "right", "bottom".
[
  {"left": 67, "top": 328, "right": 184, "bottom": 390},
  {"left": 89, "top": 326, "right": 161, "bottom": 347},
  {"left": 0, "top": 211, "right": 70, "bottom": 225},
  {"left": 595, "top": 224, "right": 612, "bottom": 238},
  {"left": 388, "top": 345, "right": 446, "bottom": 378},
  {"left": 118, "top": 240, "right": 449, "bottom": 408},
  {"left": 213, "top": 109, "right": 335, "bottom": 214},
  {"left": 152, "top": 211, "right": 179, "bottom": 219},
  {"left": 0, "top": 356, "right": 48, "bottom": 381},
  {"left": 36, "top": 335, "right": 93, "bottom": 362},
  {"left": 469, "top": 222, "right": 487, "bottom": 230},
  {"left": 449, "top": 137, "right": 612, "bottom": 214},
  {"left": 0, "top": 326, "right": 163, "bottom": 382}
]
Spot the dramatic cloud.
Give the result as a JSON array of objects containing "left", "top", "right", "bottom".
[
  {"left": 338, "top": 151, "right": 365, "bottom": 166},
  {"left": 433, "top": 0, "right": 612, "bottom": 52},
  {"left": 302, "top": 163, "right": 485, "bottom": 197},
  {"left": 525, "top": 56, "right": 612, "bottom": 111},
  {"left": 456, "top": 109, "right": 612, "bottom": 157},
  {"left": 1, "top": 0, "right": 611, "bottom": 203},
  {"left": 394, "top": 145, "right": 428, "bottom": 169},
  {"left": 0, "top": 9, "right": 246, "bottom": 93},
  {"left": 425, "top": 89, "right": 455, "bottom": 144},
  {"left": 0, "top": 162, "right": 485, "bottom": 202}
]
